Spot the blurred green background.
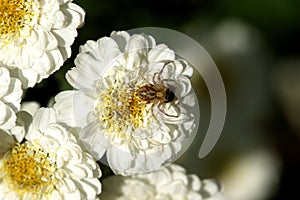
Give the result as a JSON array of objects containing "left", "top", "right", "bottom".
[{"left": 23, "top": 0, "right": 300, "bottom": 199}]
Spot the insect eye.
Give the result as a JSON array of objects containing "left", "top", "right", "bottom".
[{"left": 166, "top": 88, "right": 175, "bottom": 103}]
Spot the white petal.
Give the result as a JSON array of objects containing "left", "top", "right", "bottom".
[
  {"left": 53, "top": 10, "right": 66, "bottom": 28},
  {"left": 66, "top": 164, "right": 88, "bottom": 178},
  {"left": 31, "top": 53, "right": 53, "bottom": 75},
  {"left": 10, "top": 68, "right": 39, "bottom": 88},
  {"left": 201, "top": 179, "right": 221, "bottom": 196},
  {"left": 107, "top": 145, "right": 135, "bottom": 174},
  {"left": 21, "top": 101, "right": 40, "bottom": 116},
  {"left": 110, "top": 31, "right": 130, "bottom": 52},
  {"left": 58, "top": 45, "right": 71, "bottom": 61},
  {"left": 186, "top": 191, "right": 203, "bottom": 200},
  {"left": 79, "top": 40, "right": 98, "bottom": 53},
  {"left": 29, "top": 108, "right": 57, "bottom": 135},
  {"left": 188, "top": 175, "right": 202, "bottom": 191},
  {"left": 0, "top": 67, "right": 11, "bottom": 97},
  {"left": 79, "top": 122, "right": 108, "bottom": 160},
  {"left": 58, "top": 177, "right": 77, "bottom": 193},
  {"left": 52, "top": 27, "right": 77, "bottom": 47},
  {"left": 20, "top": 49, "right": 32, "bottom": 69},
  {"left": 0, "top": 102, "right": 16, "bottom": 130},
  {"left": 148, "top": 44, "right": 175, "bottom": 63},
  {"left": 49, "top": 190, "right": 63, "bottom": 200},
  {"left": 67, "top": 54, "right": 103, "bottom": 90},
  {"left": 61, "top": 2, "right": 85, "bottom": 28},
  {"left": 160, "top": 180, "right": 187, "bottom": 196},
  {"left": 125, "top": 34, "right": 150, "bottom": 51},
  {"left": 10, "top": 111, "right": 33, "bottom": 142},
  {"left": 54, "top": 90, "right": 93, "bottom": 128},
  {"left": 145, "top": 165, "right": 173, "bottom": 187},
  {"left": 2, "top": 78, "right": 22, "bottom": 110},
  {"left": 94, "top": 37, "right": 122, "bottom": 65},
  {"left": 48, "top": 49, "right": 64, "bottom": 72},
  {"left": 72, "top": 178, "right": 100, "bottom": 199}
]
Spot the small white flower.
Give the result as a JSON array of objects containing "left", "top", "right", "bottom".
[
  {"left": 54, "top": 31, "right": 199, "bottom": 174},
  {"left": 0, "top": 108, "right": 101, "bottom": 199},
  {"left": 0, "top": 0, "right": 85, "bottom": 88},
  {"left": 221, "top": 150, "right": 280, "bottom": 200},
  {"left": 100, "top": 164, "right": 224, "bottom": 200},
  {"left": 0, "top": 67, "right": 22, "bottom": 131}
]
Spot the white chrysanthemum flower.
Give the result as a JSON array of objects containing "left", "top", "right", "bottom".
[
  {"left": 100, "top": 164, "right": 224, "bottom": 200},
  {"left": 0, "top": 0, "right": 85, "bottom": 88},
  {"left": 0, "top": 67, "right": 22, "bottom": 131},
  {"left": 0, "top": 108, "right": 101, "bottom": 200},
  {"left": 54, "top": 31, "right": 199, "bottom": 174}
]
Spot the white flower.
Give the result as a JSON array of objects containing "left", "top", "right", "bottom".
[
  {"left": 54, "top": 31, "right": 199, "bottom": 174},
  {"left": 100, "top": 164, "right": 224, "bottom": 200},
  {"left": 0, "top": 67, "right": 22, "bottom": 131},
  {"left": 0, "top": 108, "right": 101, "bottom": 200},
  {"left": 0, "top": 0, "right": 85, "bottom": 88},
  {"left": 221, "top": 149, "right": 280, "bottom": 200}
]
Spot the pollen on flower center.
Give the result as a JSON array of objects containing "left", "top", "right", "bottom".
[
  {"left": 95, "top": 80, "right": 153, "bottom": 138},
  {"left": 2, "top": 141, "right": 56, "bottom": 197},
  {"left": 0, "top": 0, "right": 37, "bottom": 39}
]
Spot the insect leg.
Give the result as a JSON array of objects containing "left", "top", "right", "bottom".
[
  {"left": 153, "top": 61, "right": 174, "bottom": 84},
  {"left": 150, "top": 104, "right": 160, "bottom": 122},
  {"left": 158, "top": 102, "right": 179, "bottom": 118}
]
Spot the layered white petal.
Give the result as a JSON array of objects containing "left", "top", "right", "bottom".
[
  {"left": 0, "top": 68, "right": 22, "bottom": 131},
  {"left": 20, "top": 101, "right": 40, "bottom": 116},
  {"left": 9, "top": 111, "right": 33, "bottom": 143},
  {"left": 0, "top": 102, "right": 16, "bottom": 130},
  {"left": 54, "top": 90, "right": 94, "bottom": 127},
  {"left": 0, "top": 0, "right": 85, "bottom": 88},
  {"left": 79, "top": 122, "right": 109, "bottom": 160},
  {"left": 0, "top": 108, "right": 102, "bottom": 199},
  {"left": 148, "top": 44, "right": 176, "bottom": 63},
  {"left": 110, "top": 31, "right": 131, "bottom": 51},
  {"left": 100, "top": 164, "right": 224, "bottom": 200},
  {"left": 54, "top": 31, "right": 199, "bottom": 175}
]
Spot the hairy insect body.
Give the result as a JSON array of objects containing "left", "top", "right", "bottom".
[
  {"left": 134, "top": 83, "right": 174, "bottom": 105},
  {"left": 130, "top": 61, "right": 178, "bottom": 118},
  {"left": 133, "top": 83, "right": 177, "bottom": 118}
]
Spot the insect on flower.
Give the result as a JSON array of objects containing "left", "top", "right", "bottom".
[{"left": 133, "top": 61, "right": 178, "bottom": 118}]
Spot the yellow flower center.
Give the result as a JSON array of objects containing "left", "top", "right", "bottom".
[
  {"left": 0, "top": 0, "right": 37, "bottom": 40},
  {"left": 1, "top": 141, "right": 56, "bottom": 198},
  {"left": 96, "top": 83, "right": 153, "bottom": 139}
]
